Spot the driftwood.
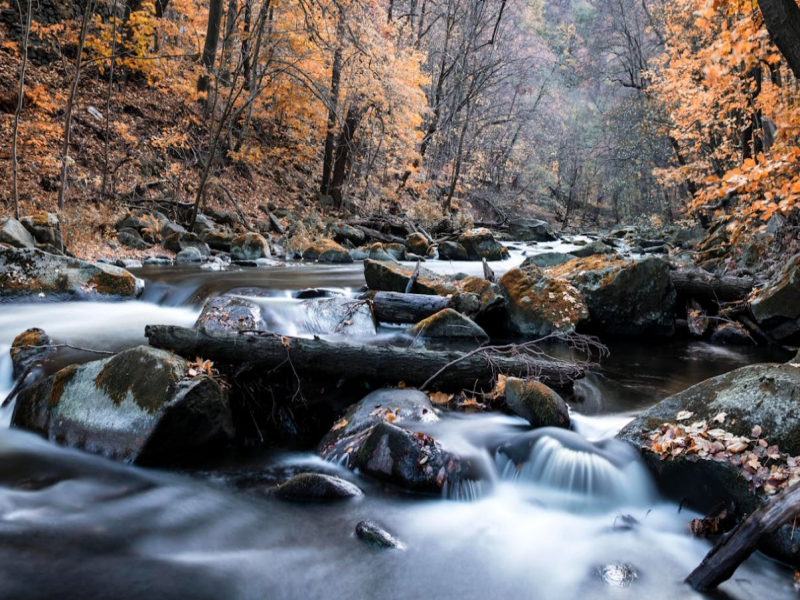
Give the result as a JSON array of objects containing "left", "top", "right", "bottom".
[
  {"left": 686, "top": 481, "right": 800, "bottom": 591},
  {"left": 368, "top": 291, "right": 451, "bottom": 324},
  {"left": 355, "top": 225, "right": 405, "bottom": 245},
  {"left": 670, "top": 268, "right": 758, "bottom": 303},
  {"left": 405, "top": 261, "right": 421, "bottom": 294},
  {"left": 145, "top": 325, "right": 583, "bottom": 390}
]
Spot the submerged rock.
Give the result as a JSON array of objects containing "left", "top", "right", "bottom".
[
  {"left": 504, "top": 377, "right": 570, "bottom": 429},
  {"left": 355, "top": 521, "right": 402, "bottom": 548},
  {"left": 274, "top": 473, "right": 363, "bottom": 501},
  {"left": 10, "top": 328, "right": 55, "bottom": 379},
  {"left": 11, "top": 346, "right": 234, "bottom": 464},
  {"left": 408, "top": 308, "right": 489, "bottom": 345},
  {"left": 750, "top": 253, "right": 800, "bottom": 343},
  {"left": 458, "top": 228, "right": 509, "bottom": 261},
  {"left": 195, "top": 296, "right": 267, "bottom": 333},
  {"left": 594, "top": 564, "right": 638, "bottom": 588},
  {"left": 0, "top": 246, "right": 144, "bottom": 300},
  {"left": 302, "top": 239, "right": 354, "bottom": 263},
  {"left": 231, "top": 232, "right": 271, "bottom": 261}
]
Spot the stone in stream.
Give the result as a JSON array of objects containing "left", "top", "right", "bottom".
[
  {"left": 437, "top": 241, "right": 469, "bottom": 261},
  {"left": 408, "top": 308, "right": 489, "bottom": 346},
  {"left": 457, "top": 228, "right": 509, "bottom": 261},
  {"left": 569, "top": 240, "right": 615, "bottom": 258},
  {"left": 355, "top": 521, "right": 403, "bottom": 549},
  {"left": 230, "top": 232, "right": 271, "bottom": 261},
  {"left": 366, "top": 243, "right": 397, "bottom": 262},
  {"left": 195, "top": 296, "right": 268, "bottom": 333},
  {"left": 498, "top": 266, "right": 589, "bottom": 337},
  {"left": 11, "top": 346, "right": 234, "bottom": 464},
  {"left": 385, "top": 243, "right": 407, "bottom": 261},
  {"left": 616, "top": 362, "right": 800, "bottom": 566},
  {"left": 520, "top": 252, "right": 576, "bottom": 269},
  {"left": 10, "top": 328, "right": 55, "bottom": 380},
  {"left": 709, "top": 322, "right": 754, "bottom": 345},
  {"left": 273, "top": 473, "right": 363, "bottom": 501},
  {"left": 176, "top": 247, "right": 204, "bottom": 264},
  {"left": 302, "top": 239, "right": 354, "bottom": 263},
  {"left": 594, "top": 564, "right": 638, "bottom": 588},
  {"left": 504, "top": 377, "right": 570, "bottom": 429},
  {"left": 297, "top": 296, "right": 377, "bottom": 336},
  {"left": 0, "top": 246, "right": 144, "bottom": 300},
  {"left": 507, "top": 218, "right": 558, "bottom": 242},
  {"left": 0, "top": 217, "right": 36, "bottom": 249},
  {"left": 749, "top": 253, "right": 800, "bottom": 343},
  {"left": 405, "top": 232, "right": 431, "bottom": 256}
]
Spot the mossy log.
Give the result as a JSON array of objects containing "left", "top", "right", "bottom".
[{"left": 145, "top": 325, "right": 582, "bottom": 390}]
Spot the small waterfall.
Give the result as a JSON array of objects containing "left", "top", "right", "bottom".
[{"left": 496, "top": 428, "right": 654, "bottom": 510}]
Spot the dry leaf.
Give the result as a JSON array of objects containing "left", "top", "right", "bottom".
[{"left": 676, "top": 411, "right": 694, "bottom": 421}]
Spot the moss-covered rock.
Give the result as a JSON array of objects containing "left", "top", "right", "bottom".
[
  {"left": 11, "top": 346, "right": 234, "bottom": 464},
  {"left": 366, "top": 243, "right": 397, "bottom": 262},
  {"left": 10, "top": 327, "right": 55, "bottom": 379},
  {"left": 505, "top": 377, "right": 570, "bottom": 428},
  {"left": 405, "top": 232, "right": 431, "bottom": 256},
  {"left": 201, "top": 230, "right": 234, "bottom": 252},
  {"left": 458, "top": 228, "right": 509, "bottom": 261},
  {"left": 0, "top": 246, "right": 143, "bottom": 300},
  {"left": 408, "top": 308, "right": 489, "bottom": 345},
  {"left": 302, "top": 238, "right": 354, "bottom": 263},
  {"left": 231, "top": 232, "right": 271, "bottom": 261},
  {"left": 570, "top": 240, "right": 615, "bottom": 258}
]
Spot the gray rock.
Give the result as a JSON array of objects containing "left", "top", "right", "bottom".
[
  {"left": 144, "top": 255, "right": 173, "bottom": 266},
  {"left": 162, "top": 232, "right": 210, "bottom": 256},
  {"left": 298, "top": 297, "right": 377, "bottom": 336},
  {"left": 177, "top": 247, "right": 204, "bottom": 263},
  {"left": 10, "top": 328, "right": 55, "bottom": 379},
  {"left": 118, "top": 228, "right": 151, "bottom": 250},
  {"left": 19, "top": 213, "right": 63, "bottom": 251},
  {"left": 330, "top": 223, "right": 365, "bottom": 246},
  {"left": 366, "top": 243, "right": 397, "bottom": 262},
  {"left": 303, "top": 239, "right": 354, "bottom": 263},
  {"left": 437, "top": 241, "right": 469, "bottom": 261},
  {"left": 356, "top": 521, "right": 402, "bottom": 548},
  {"left": 570, "top": 240, "right": 615, "bottom": 258},
  {"left": 191, "top": 214, "right": 217, "bottom": 233},
  {"left": 11, "top": 346, "right": 234, "bottom": 464},
  {"left": 520, "top": 252, "right": 576, "bottom": 269},
  {"left": 385, "top": 243, "right": 407, "bottom": 261},
  {"left": 405, "top": 232, "right": 430, "bottom": 256},
  {"left": 268, "top": 212, "right": 286, "bottom": 235},
  {"left": 408, "top": 308, "right": 489, "bottom": 345},
  {"left": 114, "top": 259, "right": 142, "bottom": 269},
  {"left": 505, "top": 377, "right": 570, "bottom": 428},
  {"left": 230, "top": 233, "right": 270, "bottom": 261},
  {"left": 0, "top": 218, "right": 36, "bottom": 249},
  {"left": 201, "top": 230, "right": 234, "bottom": 252},
  {"left": 160, "top": 221, "right": 186, "bottom": 239},
  {"left": 750, "top": 253, "right": 800, "bottom": 342},
  {"left": 274, "top": 473, "right": 363, "bottom": 501},
  {"left": 195, "top": 296, "right": 267, "bottom": 333},
  {"left": 594, "top": 564, "right": 638, "bottom": 588},
  {"left": 508, "top": 218, "right": 558, "bottom": 242},
  {"left": 458, "top": 228, "right": 509, "bottom": 261},
  {"left": 709, "top": 322, "right": 754, "bottom": 345}
]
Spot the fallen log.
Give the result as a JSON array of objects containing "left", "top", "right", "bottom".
[
  {"left": 145, "top": 325, "right": 583, "bottom": 390},
  {"left": 367, "top": 291, "right": 451, "bottom": 324},
  {"left": 355, "top": 225, "right": 405, "bottom": 245},
  {"left": 686, "top": 481, "right": 800, "bottom": 591},
  {"left": 670, "top": 268, "right": 758, "bottom": 304}
]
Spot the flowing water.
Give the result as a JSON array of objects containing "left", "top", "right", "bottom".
[{"left": 0, "top": 247, "right": 796, "bottom": 600}]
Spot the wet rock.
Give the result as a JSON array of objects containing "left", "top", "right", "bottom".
[
  {"left": 162, "top": 232, "right": 211, "bottom": 256},
  {"left": 709, "top": 322, "right": 754, "bottom": 345},
  {"left": 499, "top": 267, "right": 589, "bottom": 337},
  {"left": 405, "top": 232, "right": 431, "bottom": 256},
  {"left": 10, "top": 328, "right": 55, "bottom": 380},
  {"left": 11, "top": 346, "right": 234, "bottom": 464},
  {"left": 231, "top": 233, "right": 271, "bottom": 261},
  {"left": 594, "top": 564, "right": 638, "bottom": 588},
  {"left": 570, "top": 240, "right": 615, "bottom": 258},
  {"left": 302, "top": 239, "right": 354, "bottom": 263},
  {"left": 0, "top": 247, "right": 144, "bottom": 300},
  {"left": 0, "top": 218, "right": 36, "bottom": 249},
  {"left": 458, "top": 228, "right": 509, "bottom": 261},
  {"left": 437, "top": 241, "right": 469, "bottom": 261},
  {"left": 549, "top": 256, "right": 676, "bottom": 336},
  {"left": 195, "top": 296, "right": 267, "bottom": 333},
  {"left": 330, "top": 223, "right": 366, "bottom": 246},
  {"left": 356, "top": 521, "right": 402, "bottom": 548},
  {"left": 293, "top": 288, "right": 345, "bottom": 299},
  {"left": 408, "top": 308, "right": 489, "bottom": 345},
  {"left": 176, "top": 247, "right": 204, "bottom": 264},
  {"left": 385, "top": 243, "right": 407, "bottom": 261},
  {"left": 505, "top": 377, "right": 570, "bottom": 428},
  {"left": 750, "top": 253, "right": 800, "bottom": 343},
  {"left": 508, "top": 218, "right": 558, "bottom": 242},
  {"left": 201, "top": 230, "right": 234, "bottom": 252},
  {"left": 274, "top": 473, "right": 363, "bottom": 501},
  {"left": 520, "top": 252, "right": 576, "bottom": 269},
  {"left": 114, "top": 259, "right": 142, "bottom": 269},
  {"left": 367, "top": 243, "right": 397, "bottom": 262},
  {"left": 144, "top": 254, "right": 173, "bottom": 266},
  {"left": 298, "top": 297, "right": 377, "bottom": 336}
]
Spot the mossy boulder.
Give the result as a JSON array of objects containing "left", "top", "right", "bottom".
[
  {"left": 231, "top": 232, "right": 271, "bottom": 261},
  {"left": 11, "top": 346, "right": 234, "bottom": 464},
  {"left": 19, "top": 212, "right": 63, "bottom": 251},
  {"left": 273, "top": 473, "right": 363, "bottom": 501},
  {"left": 302, "top": 239, "right": 354, "bottom": 263},
  {"left": 385, "top": 243, "right": 407, "bottom": 261},
  {"left": 10, "top": 327, "right": 55, "bottom": 379},
  {"left": 408, "top": 308, "right": 489, "bottom": 345},
  {"left": 750, "top": 253, "right": 800, "bottom": 343},
  {"left": 549, "top": 256, "right": 675, "bottom": 336},
  {"left": 499, "top": 267, "right": 589, "bottom": 337},
  {"left": 0, "top": 246, "right": 144, "bottom": 300},
  {"left": 405, "top": 232, "right": 431, "bottom": 256},
  {"left": 504, "top": 377, "right": 570, "bottom": 428},
  {"left": 458, "top": 228, "right": 509, "bottom": 261},
  {"left": 0, "top": 218, "right": 36, "bottom": 249}
]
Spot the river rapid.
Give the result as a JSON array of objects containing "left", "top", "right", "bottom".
[{"left": 0, "top": 247, "right": 796, "bottom": 600}]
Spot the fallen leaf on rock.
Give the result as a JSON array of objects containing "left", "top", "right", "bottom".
[{"left": 676, "top": 411, "right": 694, "bottom": 421}]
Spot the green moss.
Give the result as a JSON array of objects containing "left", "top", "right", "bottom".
[
  {"left": 89, "top": 270, "right": 135, "bottom": 296},
  {"left": 93, "top": 350, "right": 180, "bottom": 414}
]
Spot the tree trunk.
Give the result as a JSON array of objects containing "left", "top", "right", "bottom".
[
  {"left": 757, "top": 0, "right": 800, "bottom": 79},
  {"left": 329, "top": 104, "right": 362, "bottom": 209},
  {"left": 145, "top": 325, "right": 583, "bottom": 391},
  {"left": 321, "top": 11, "right": 345, "bottom": 196},
  {"left": 11, "top": 0, "right": 32, "bottom": 220},
  {"left": 197, "top": 0, "right": 225, "bottom": 95}
]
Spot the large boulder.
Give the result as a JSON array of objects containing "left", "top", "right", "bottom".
[
  {"left": 457, "top": 228, "right": 509, "bottom": 261},
  {"left": 0, "top": 247, "right": 144, "bottom": 300},
  {"left": 617, "top": 363, "right": 800, "bottom": 566},
  {"left": 0, "top": 218, "right": 36, "bottom": 249},
  {"left": 505, "top": 377, "right": 570, "bottom": 429},
  {"left": 750, "top": 253, "right": 800, "bottom": 343},
  {"left": 508, "top": 218, "right": 558, "bottom": 242},
  {"left": 231, "top": 232, "right": 271, "bottom": 261},
  {"left": 195, "top": 296, "right": 267, "bottom": 333},
  {"left": 499, "top": 266, "right": 589, "bottom": 337},
  {"left": 11, "top": 346, "right": 234, "bottom": 463},
  {"left": 10, "top": 328, "right": 55, "bottom": 379},
  {"left": 437, "top": 241, "right": 469, "bottom": 261},
  {"left": 405, "top": 232, "right": 431, "bottom": 256},
  {"left": 201, "top": 230, "right": 234, "bottom": 252},
  {"left": 19, "top": 212, "right": 64, "bottom": 252},
  {"left": 366, "top": 243, "right": 397, "bottom": 262},
  {"left": 318, "top": 389, "right": 472, "bottom": 494},
  {"left": 408, "top": 308, "right": 489, "bottom": 345},
  {"left": 549, "top": 256, "right": 676, "bottom": 336},
  {"left": 302, "top": 239, "right": 354, "bottom": 263}
]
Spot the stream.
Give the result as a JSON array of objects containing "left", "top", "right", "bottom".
[{"left": 0, "top": 247, "right": 796, "bottom": 600}]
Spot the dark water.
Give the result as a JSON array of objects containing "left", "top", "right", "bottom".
[{"left": 0, "top": 256, "right": 795, "bottom": 600}]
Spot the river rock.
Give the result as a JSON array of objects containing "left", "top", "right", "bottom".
[
  {"left": 750, "top": 253, "right": 800, "bottom": 342},
  {"left": 458, "top": 228, "right": 509, "bottom": 261},
  {"left": 11, "top": 346, "right": 234, "bottom": 464},
  {"left": 298, "top": 297, "right": 377, "bottom": 336},
  {"left": 508, "top": 218, "right": 558, "bottom": 242},
  {"left": 163, "top": 232, "right": 211, "bottom": 256},
  {"left": 191, "top": 214, "right": 217, "bottom": 234},
  {"left": 273, "top": 473, "right": 363, "bottom": 501},
  {"left": 499, "top": 267, "right": 589, "bottom": 337},
  {"left": 330, "top": 223, "right": 366, "bottom": 246},
  {"left": 10, "top": 328, "right": 55, "bottom": 380},
  {"left": 367, "top": 243, "right": 397, "bottom": 262},
  {"left": 505, "top": 377, "right": 570, "bottom": 428},
  {"left": 160, "top": 221, "right": 187, "bottom": 239},
  {"left": 176, "top": 247, "right": 204, "bottom": 263},
  {"left": 115, "top": 258, "right": 142, "bottom": 269},
  {"left": 201, "top": 230, "right": 234, "bottom": 252},
  {"left": 438, "top": 241, "right": 469, "bottom": 261},
  {"left": 408, "top": 308, "right": 489, "bottom": 345},
  {"left": 549, "top": 256, "right": 676, "bottom": 336},
  {"left": 0, "top": 218, "right": 36, "bottom": 249},
  {"left": 520, "top": 252, "right": 576, "bottom": 269},
  {"left": 364, "top": 260, "right": 448, "bottom": 295},
  {"left": 118, "top": 228, "right": 151, "bottom": 250},
  {"left": 195, "top": 296, "right": 267, "bottom": 333},
  {"left": 0, "top": 247, "right": 144, "bottom": 300},
  {"left": 355, "top": 521, "right": 402, "bottom": 548},
  {"left": 709, "top": 322, "right": 753, "bottom": 345},
  {"left": 231, "top": 233, "right": 271, "bottom": 261},
  {"left": 570, "top": 240, "right": 615, "bottom": 258},
  {"left": 302, "top": 239, "right": 354, "bottom": 263},
  {"left": 405, "top": 232, "right": 430, "bottom": 256},
  {"left": 19, "top": 212, "right": 64, "bottom": 251},
  {"left": 385, "top": 243, "right": 407, "bottom": 261}
]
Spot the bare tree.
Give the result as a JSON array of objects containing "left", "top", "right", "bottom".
[{"left": 11, "top": 0, "right": 32, "bottom": 219}]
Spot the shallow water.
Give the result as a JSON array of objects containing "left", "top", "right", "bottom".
[{"left": 0, "top": 254, "right": 796, "bottom": 599}]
